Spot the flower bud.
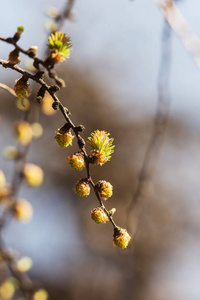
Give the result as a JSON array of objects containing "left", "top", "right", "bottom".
[
  {"left": 113, "top": 228, "right": 131, "bottom": 249},
  {"left": 13, "top": 199, "right": 33, "bottom": 223},
  {"left": 91, "top": 207, "right": 108, "bottom": 224},
  {"left": 23, "top": 164, "right": 44, "bottom": 187},
  {"left": 74, "top": 179, "right": 90, "bottom": 197},
  {"left": 67, "top": 153, "right": 85, "bottom": 171},
  {"left": 14, "top": 121, "right": 32, "bottom": 146},
  {"left": 16, "top": 256, "right": 33, "bottom": 272},
  {"left": 55, "top": 126, "right": 74, "bottom": 148},
  {"left": 90, "top": 149, "right": 108, "bottom": 166},
  {"left": 14, "top": 77, "right": 30, "bottom": 98},
  {"left": 96, "top": 180, "right": 113, "bottom": 200}
]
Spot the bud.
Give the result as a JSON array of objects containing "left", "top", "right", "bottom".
[
  {"left": 27, "top": 46, "right": 38, "bottom": 58},
  {"left": 67, "top": 153, "right": 85, "bottom": 171},
  {"left": 17, "top": 25, "right": 24, "bottom": 33},
  {"left": 23, "top": 164, "right": 44, "bottom": 187},
  {"left": 88, "top": 130, "right": 115, "bottom": 165},
  {"left": 47, "top": 32, "right": 72, "bottom": 65},
  {"left": 0, "top": 279, "right": 15, "bottom": 300},
  {"left": 91, "top": 207, "right": 108, "bottom": 224},
  {"left": 8, "top": 48, "right": 20, "bottom": 64},
  {"left": 55, "top": 126, "right": 74, "bottom": 148},
  {"left": 113, "top": 228, "right": 131, "bottom": 249},
  {"left": 33, "top": 289, "right": 48, "bottom": 300},
  {"left": 109, "top": 208, "right": 116, "bottom": 216},
  {"left": 14, "top": 121, "right": 32, "bottom": 146},
  {"left": 16, "top": 256, "right": 33, "bottom": 273},
  {"left": 74, "top": 179, "right": 90, "bottom": 197},
  {"left": 13, "top": 199, "right": 33, "bottom": 223},
  {"left": 3, "top": 146, "right": 19, "bottom": 160},
  {"left": 96, "top": 180, "right": 113, "bottom": 200},
  {"left": 14, "top": 77, "right": 30, "bottom": 98},
  {"left": 0, "top": 170, "right": 6, "bottom": 188}
]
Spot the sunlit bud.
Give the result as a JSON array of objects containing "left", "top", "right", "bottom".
[
  {"left": 8, "top": 48, "right": 20, "bottom": 64},
  {"left": 31, "top": 123, "right": 43, "bottom": 138},
  {"left": 96, "top": 180, "right": 113, "bottom": 200},
  {"left": 74, "top": 179, "right": 90, "bottom": 197},
  {"left": 55, "top": 125, "right": 74, "bottom": 148},
  {"left": 33, "top": 289, "right": 48, "bottom": 300},
  {"left": 67, "top": 153, "right": 85, "bottom": 171},
  {"left": 14, "top": 77, "right": 30, "bottom": 99},
  {"left": 109, "top": 208, "right": 116, "bottom": 216},
  {"left": 14, "top": 121, "right": 32, "bottom": 146},
  {"left": 16, "top": 256, "right": 33, "bottom": 272},
  {"left": 91, "top": 207, "right": 108, "bottom": 224},
  {"left": 0, "top": 279, "right": 15, "bottom": 300},
  {"left": 47, "top": 32, "right": 72, "bottom": 64},
  {"left": 23, "top": 164, "right": 44, "bottom": 187},
  {"left": 0, "top": 170, "right": 6, "bottom": 188},
  {"left": 113, "top": 228, "right": 131, "bottom": 249},
  {"left": 13, "top": 199, "right": 33, "bottom": 223},
  {"left": 88, "top": 130, "right": 115, "bottom": 165},
  {"left": 17, "top": 25, "right": 24, "bottom": 33}
]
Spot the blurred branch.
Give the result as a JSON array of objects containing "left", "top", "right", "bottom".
[
  {"left": 127, "top": 20, "right": 172, "bottom": 239},
  {"left": 154, "top": 0, "right": 200, "bottom": 68},
  {"left": 0, "top": 83, "right": 16, "bottom": 97}
]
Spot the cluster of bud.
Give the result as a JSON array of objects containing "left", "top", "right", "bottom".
[
  {"left": 23, "top": 164, "right": 44, "bottom": 187},
  {"left": 91, "top": 207, "right": 108, "bottom": 224},
  {"left": 74, "top": 179, "right": 90, "bottom": 197},
  {"left": 13, "top": 199, "right": 33, "bottom": 223},
  {"left": 113, "top": 228, "right": 131, "bottom": 249},
  {"left": 67, "top": 152, "right": 85, "bottom": 171}
]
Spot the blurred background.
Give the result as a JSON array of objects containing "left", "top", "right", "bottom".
[{"left": 1, "top": 0, "right": 200, "bottom": 299}]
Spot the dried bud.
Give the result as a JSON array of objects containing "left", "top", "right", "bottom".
[
  {"left": 96, "top": 180, "right": 113, "bottom": 200},
  {"left": 8, "top": 48, "right": 20, "bottom": 64},
  {"left": 27, "top": 46, "right": 38, "bottom": 57},
  {"left": 23, "top": 164, "right": 44, "bottom": 187},
  {"left": 13, "top": 199, "right": 33, "bottom": 223},
  {"left": 52, "top": 101, "right": 59, "bottom": 110},
  {"left": 14, "top": 121, "right": 32, "bottom": 146},
  {"left": 74, "top": 179, "right": 90, "bottom": 197},
  {"left": 55, "top": 126, "right": 74, "bottom": 148},
  {"left": 113, "top": 228, "right": 131, "bottom": 249},
  {"left": 14, "top": 77, "right": 30, "bottom": 98},
  {"left": 91, "top": 207, "right": 108, "bottom": 224},
  {"left": 67, "top": 153, "right": 85, "bottom": 171}
]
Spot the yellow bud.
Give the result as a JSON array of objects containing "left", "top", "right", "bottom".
[
  {"left": 33, "top": 289, "right": 48, "bottom": 300},
  {"left": 14, "top": 121, "right": 32, "bottom": 146},
  {"left": 67, "top": 153, "right": 85, "bottom": 171},
  {"left": 41, "top": 92, "right": 56, "bottom": 116},
  {"left": 13, "top": 199, "right": 33, "bottom": 223},
  {"left": 91, "top": 207, "right": 108, "bottom": 224},
  {"left": 16, "top": 256, "right": 33, "bottom": 272},
  {"left": 23, "top": 164, "right": 44, "bottom": 187},
  {"left": 0, "top": 280, "right": 15, "bottom": 300},
  {"left": 113, "top": 228, "right": 131, "bottom": 249},
  {"left": 74, "top": 179, "right": 90, "bottom": 197},
  {"left": 97, "top": 180, "right": 113, "bottom": 200},
  {"left": 55, "top": 129, "right": 74, "bottom": 148}
]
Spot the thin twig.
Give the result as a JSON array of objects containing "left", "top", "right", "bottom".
[{"left": 0, "top": 83, "right": 16, "bottom": 97}]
